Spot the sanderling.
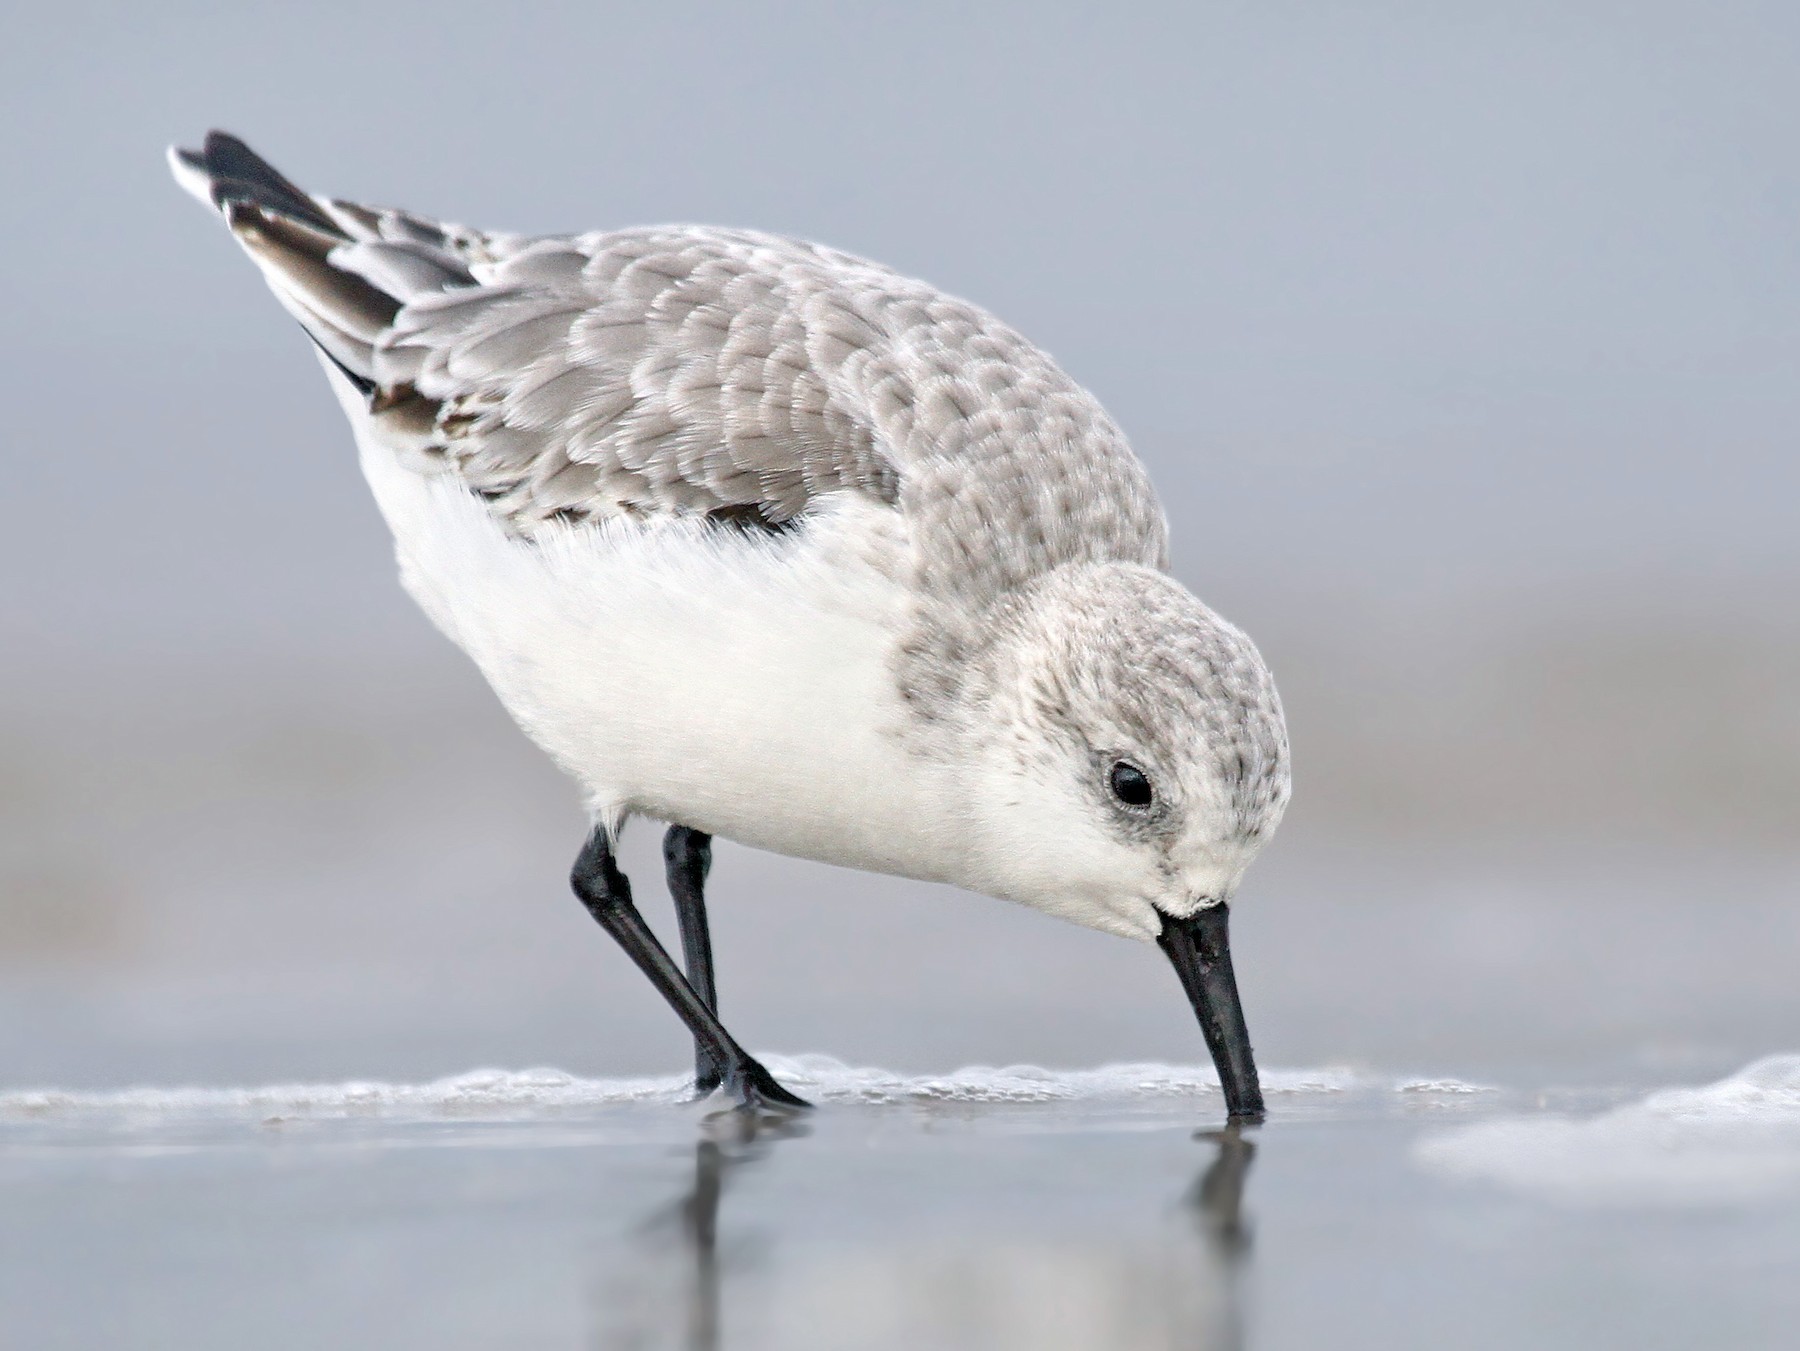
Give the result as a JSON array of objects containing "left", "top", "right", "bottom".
[{"left": 168, "top": 132, "right": 1290, "bottom": 1119}]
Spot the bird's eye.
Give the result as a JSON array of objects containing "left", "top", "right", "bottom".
[{"left": 1108, "top": 761, "right": 1154, "bottom": 808}]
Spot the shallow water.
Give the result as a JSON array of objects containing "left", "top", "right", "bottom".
[{"left": 3, "top": 1056, "right": 1796, "bottom": 1350}]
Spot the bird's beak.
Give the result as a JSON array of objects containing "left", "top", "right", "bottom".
[{"left": 1158, "top": 903, "right": 1265, "bottom": 1123}]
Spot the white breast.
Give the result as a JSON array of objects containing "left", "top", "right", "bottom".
[{"left": 334, "top": 372, "right": 967, "bottom": 883}]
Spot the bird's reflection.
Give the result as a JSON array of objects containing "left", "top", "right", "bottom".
[
  {"left": 600, "top": 1114, "right": 1256, "bottom": 1351},
  {"left": 671, "top": 1138, "right": 725, "bottom": 1351},
  {"left": 1181, "top": 1125, "right": 1258, "bottom": 1350},
  {"left": 598, "top": 1108, "right": 803, "bottom": 1351},
  {"left": 674, "top": 1111, "right": 806, "bottom": 1351}
]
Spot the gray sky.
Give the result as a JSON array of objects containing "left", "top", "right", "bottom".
[{"left": 3, "top": 1, "right": 1796, "bottom": 668}]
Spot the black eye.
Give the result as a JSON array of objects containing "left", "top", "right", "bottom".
[{"left": 1108, "top": 761, "right": 1154, "bottom": 808}]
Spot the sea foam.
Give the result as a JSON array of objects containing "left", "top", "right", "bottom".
[
  {"left": 0, "top": 1055, "right": 1394, "bottom": 1120},
  {"left": 1416, "top": 1053, "right": 1800, "bottom": 1206}
]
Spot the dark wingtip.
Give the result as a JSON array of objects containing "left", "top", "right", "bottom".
[{"left": 195, "top": 130, "right": 344, "bottom": 237}]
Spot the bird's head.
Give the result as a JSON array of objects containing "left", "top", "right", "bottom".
[{"left": 950, "top": 562, "right": 1290, "bottom": 1120}]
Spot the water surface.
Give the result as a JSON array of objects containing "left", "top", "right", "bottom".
[{"left": 4, "top": 1056, "right": 1795, "bottom": 1350}]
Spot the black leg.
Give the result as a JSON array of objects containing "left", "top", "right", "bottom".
[
  {"left": 570, "top": 826, "right": 808, "bottom": 1111},
  {"left": 664, "top": 826, "right": 724, "bottom": 1094}
]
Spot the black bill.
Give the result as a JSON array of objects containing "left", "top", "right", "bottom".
[{"left": 1157, "top": 903, "right": 1265, "bottom": 1123}]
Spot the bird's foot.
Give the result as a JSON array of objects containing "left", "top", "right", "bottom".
[{"left": 720, "top": 1057, "right": 811, "bottom": 1113}]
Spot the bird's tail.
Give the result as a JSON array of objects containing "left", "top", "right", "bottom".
[{"left": 168, "top": 131, "right": 476, "bottom": 394}]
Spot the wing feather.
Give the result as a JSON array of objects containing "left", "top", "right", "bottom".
[{"left": 172, "top": 132, "right": 1170, "bottom": 599}]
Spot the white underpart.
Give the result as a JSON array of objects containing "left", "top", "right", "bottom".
[{"left": 331, "top": 366, "right": 968, "bottom": 881}]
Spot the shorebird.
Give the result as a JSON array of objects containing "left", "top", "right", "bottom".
[{"left": 168, "top": 132, "right": 1290, "bottom": 1120}]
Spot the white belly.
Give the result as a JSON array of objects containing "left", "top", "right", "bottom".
[{"left": 347, "top": 400, "right": 963, "bottom": 882}]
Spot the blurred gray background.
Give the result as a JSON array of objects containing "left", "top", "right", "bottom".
[{"left": 2, "top": 1, "right": 1796, "bottom": 1090}]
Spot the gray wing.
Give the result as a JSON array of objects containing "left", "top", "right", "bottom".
[
  {"left": 372, "top": 227, "right": 904, "bottom": 531},
  {"left": 172, "top": 132, "right": 1168, "bottom": 601}
]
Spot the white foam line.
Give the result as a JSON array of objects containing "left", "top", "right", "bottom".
[
  {"left": 0, "top": 1056, "right": 1488, "bottom": 1120},
  {"left": 768, "top": 1055, "right": 1364, "bottom": 1104},
  {"left": 0, "top": 1066, "right": 688, "bottom": 1118},
  {"left": 1395, "top": 1078, "right": 1500, "bottom": 1095}
]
